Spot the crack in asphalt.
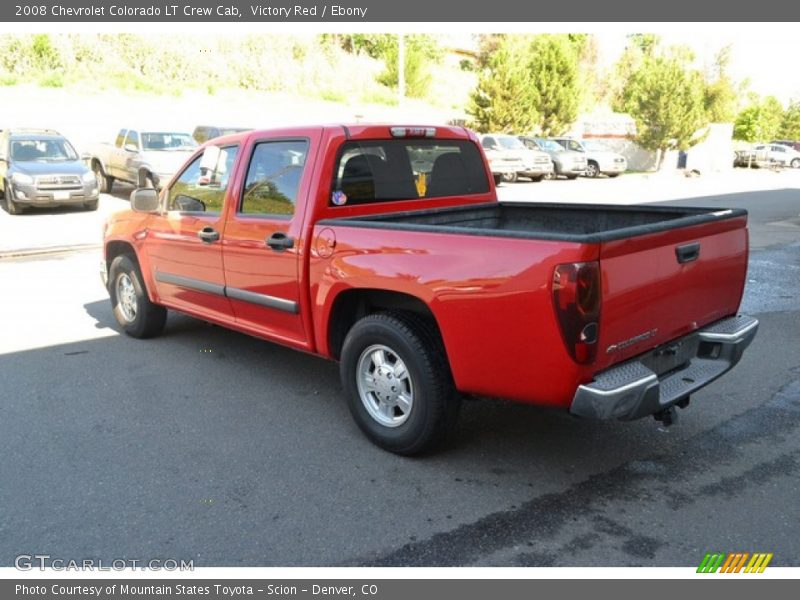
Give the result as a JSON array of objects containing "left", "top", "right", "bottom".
[{"left": 360, "top": 379, "right": 800, "bottom": 566}]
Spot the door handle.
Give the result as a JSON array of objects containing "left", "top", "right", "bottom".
[
  {"left": 197, "top": 227, "right": 220, "bottom": 243},
  {"left": 266, "top": 232, "right": 294, "bottom": 251},
  {"left": 676, "top": 242, "right": 700, "bottom": 264}
]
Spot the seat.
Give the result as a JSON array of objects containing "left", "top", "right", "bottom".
[
  {"left": 340, "top": 154, "right": 375, "bottom": 202},
  {"left": 426, "top": 152, "right": 467, "bottom": 197}
]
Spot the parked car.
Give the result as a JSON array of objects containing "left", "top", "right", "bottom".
[
  {"left": 103, "top": 124, "right": 758, "bottom": 454},
  {"left": 551, "top": 137, "right": 627, "bottom": 178},
  {"left": 193, "top": 125, "right": 252, "bottom": 144},
  {"left": 519, "top": 136, "right": 587, "bottom": 179},
  {"left": 478, "top": 134, "right": 527, "bottom": 184},
  {"left": 480, "top": 134, "right": 553, "bottom": 182},
  {"left": 0, "top": 128, "right": 99, "bottom": 215},
  {"left": 89, "top": 128, "right": 198, "bottom": 192},
  {"left": 771, "top": 140, "right": 800, "bottom": 152},
  {"left": 735, "top": 144, "right": 800, "bottom": 169}
]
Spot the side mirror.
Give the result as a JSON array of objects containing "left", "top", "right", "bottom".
[
  {"left": 130, "top": 188, "right": 159, "bottom": 212},
  {"left": 124, "top": 143, "right": 138, "bottom": 153}
]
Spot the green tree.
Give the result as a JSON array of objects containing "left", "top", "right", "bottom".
[
  {"left": 467, "top": 35, "right": 539, "bottom": 133},
  {"left": 527, "top": 35, "right": 581, "bottom": 135},
  {"left": 780, "top": 102, "right": 800, "bottom": 140},
  {"left": 618, "top": 54, "right": 709, "bottom": 169},
  {"left": 733, "top": 96, "right": 784, "bottom": 141},
  {"left": 704, "top": 46, "right": 740, "bottom": 123}
]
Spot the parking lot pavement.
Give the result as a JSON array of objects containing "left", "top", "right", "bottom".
[
  {"left": 0, "top": 189, "right": 131, "bottom": 257},
  {"left": 1, "top": 188, "right": 799, "bottom": 567}
]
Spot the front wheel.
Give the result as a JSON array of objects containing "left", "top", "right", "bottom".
[
  {"left": 791, "top": 158, "right": 800, "bottom": 169},
  {"left": 84, "top": 198, "right": 99, "bottom": 211},
  {"left": 501, "top": 172, "right": 518, "bottom": 183},
  {"left": 585, "top": 162, "right": 599, "bottom": 178},
  {"left": 108, "top": 255, "right": 167, "bottom": 338},
  {"left": 93, "top": 163, "right": 113, "bottom": 193},
  {"left": 340, "top": 312, "right": 459, "bottom": 455},
  {"left": 4, "top": 183, "right": 23, "bottom": 215},
  {"left": 566, "top": 174, "right": 578, "bottom": 180}
]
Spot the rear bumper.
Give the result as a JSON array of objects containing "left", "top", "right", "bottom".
[{"left": 570, "top": 315, "right": 759, "bottom": 421}]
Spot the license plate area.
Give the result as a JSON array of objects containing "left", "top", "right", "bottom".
[
  {"left": 54, "top": 191, "right": 71, "bottom": 200},
  {"left": 639, "top": 334, "right": 701, "bottom": 376}
]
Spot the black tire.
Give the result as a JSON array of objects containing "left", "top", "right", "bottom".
[
  {"left": 340, "top": 312, "right": 459, "bottom": 455},
  {"left": 108, "top": 254, "right": 167, "bottom": 339},
  {"left": 585, "top": 161, "right": 600, "bottom": 178},
  {"left": 501, "top": 172, "right": 518, "bottom": 183},
  {"left": 530, "top": 175, "right": 544, "bottom": 182},
  {"left": 607, "top": 173, "right": 620, "bottom": 178},
  {"left": 84, "top": 198, "right": 99, "bottom": 211},
  {"left": 493, "top": 174, "right": 503, "bottom": 186},
  {"left": 4, "top": 183, "right": 22, "bottom": 215},
  {"left": 791, "top": 158, "right": 800, "bottom": 169},
  {"left": 93, "top": 162, "right": 113, "bottom": 193},
  {"left": 566, "top": 174, "right": 578, "bottom": 180}
]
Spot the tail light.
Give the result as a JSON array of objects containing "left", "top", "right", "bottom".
[{"left": 552, "top": 261, "right": 601, "bottom": 364}]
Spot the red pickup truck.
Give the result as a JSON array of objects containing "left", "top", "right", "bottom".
[{"left": 102, "top": 124, "right": 758, "bottom": 454}]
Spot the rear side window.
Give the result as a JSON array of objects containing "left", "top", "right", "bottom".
[
  {"left": 240, "top": 140, "right": 309, "bottom": 216},
  {"left": 331, "top": 140, "right": 489, "bottom": 206}
]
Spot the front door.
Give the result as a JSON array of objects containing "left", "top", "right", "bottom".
[
  {"left": 143, "top": 145, "right": 240, "bottom": 322},
  {"left": 221, "top": 134, "right": 318, "bottom": 349}
]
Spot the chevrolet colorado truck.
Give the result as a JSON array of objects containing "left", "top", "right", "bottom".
[{"left": 102, "top": 124, "right": 758, "bottom": 454}]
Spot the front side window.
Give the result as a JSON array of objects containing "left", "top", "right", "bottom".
[
  {"left": 331, "top": 139, "right": 489, "bottom": 205},
  {"left": 240, "top": 140, "right": 309, "bottom": 216},
  {"left": 167, "top": 145, "right": 239, "bottom": 214},
  {"left": 125, "top": 130, "right": 140, "bottom": 149}
]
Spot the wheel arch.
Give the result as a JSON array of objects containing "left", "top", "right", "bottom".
[{"left": 326, "top": 288, "right": 448, "bottom": 364}]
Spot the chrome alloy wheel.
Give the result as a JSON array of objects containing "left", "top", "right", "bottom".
[
  {"left": 356, "top": 344, "right": 414, "bottom": 427},
  {"left": 116, "top": 273, "right": 138, "bottom": 323}
]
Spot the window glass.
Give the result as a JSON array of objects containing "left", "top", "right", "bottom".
[
  {"left": 10, "top": 137, "right": 77, "bottom": 161},
  {"left": 167, "top": 145, "right": 239, "bottom": 213},
  {"left": 142, "top": 132, "right": 197, "bottom": 151},
  {"left": 331, "top": 139, "right": 489, "bottom": 205},
  {"left": 125, "top": 130, "right": 139, "bottom": 148},
  {"left": 115, "top": 129, "right": 127, "bottom": 147},
  {"left": 240, "top": 140, "right": 309, "bottom": 216},
  {"left": 481, "top": 137, "right": 496, "bottom": 148}
]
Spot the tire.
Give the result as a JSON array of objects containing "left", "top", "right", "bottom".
[
  {"left": 530, "top": 175, "right": 544, "bottom": 182},
  {"left": 340, "top": 312, "right": 459, "bottom": 455},
  {"left": 585, "top": 162, "right": 600, "bottom": 178},
  {"left": 108, "top": 254, "right": 167, "bottom": 339},
  {"left": 566, "top": 174, "right": 578, "bottom": 180},
  {"left": 84, "top": 198, "right": 99, "bottom": 211},
  {"left": 607, "top": 173, "right": 620, "bottom": 178},
  {"left": 4, "top": 183, "right": 22, "bottom": 215},
  {"left": 791, "top": 158, "right": 800, "bottom": 169},
  {"left": 493, "top": 174, "right": 503, "bottom": 186},
  {"left": 93, "top": 163, "right": 113, "bottom": 193},
  {"left": 501, "top": 172, "right": 518, "bottom": 183}
]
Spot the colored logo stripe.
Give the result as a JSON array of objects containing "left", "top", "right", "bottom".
[{"left": 697, "top": 552, "right": 773, "bottom": 573}]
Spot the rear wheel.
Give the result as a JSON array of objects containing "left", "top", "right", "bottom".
[
  {"left": 340, "top": 312, "right": 459, "bottom": 455},
  {"left": 607, "top": 173, "right": 620, "bottom": 178},
  {"left": 566, "top": 174, "right": 578, "bottom": 180},
  {"left": 93, "top": 163, "right": 113, "bottom": 193},
  {"left": 84, "top": 198, "right": 99, "bottom": 211},
  {"left": 791, "top": 158, "right": 800, "bottom": 169},
  {"left": 493, "top": 174, "right": 503, "bottom": 186},
  {"left": 109, "top": 255, "right": 167, "bottom": 339}
]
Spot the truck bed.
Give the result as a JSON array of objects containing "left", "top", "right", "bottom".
[{"left": 321, "top": 202, "right": 747, "bottom": 242}]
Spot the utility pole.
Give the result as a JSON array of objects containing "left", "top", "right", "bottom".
[{"left": 398, "top": 34, "right": 405, "bottom": 106}]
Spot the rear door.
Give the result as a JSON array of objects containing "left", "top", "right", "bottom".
[
  {"left": 596, "top": 213, "right": 749, "bottom": 372},
  {"left": 221, "top": 131, "right": 321, "bottom": 349}
]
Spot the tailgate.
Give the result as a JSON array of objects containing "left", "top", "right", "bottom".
[{"left": 595, "top": 211, "right": 749, "bottom": 372}]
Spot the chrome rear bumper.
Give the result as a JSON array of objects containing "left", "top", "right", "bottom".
[{"left": 570, "top": 315, "right": 759, "bottom": 421}]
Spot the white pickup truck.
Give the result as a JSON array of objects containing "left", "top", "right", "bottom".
[{"left": 88, "top": 128, "right": 197, "bottom": 192}]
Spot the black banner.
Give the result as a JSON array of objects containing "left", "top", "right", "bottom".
[{"left": 0, "top": 0, "right": 794, "bottom": 22}]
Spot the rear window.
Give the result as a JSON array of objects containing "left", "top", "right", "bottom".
[{"left": 331, "top": 139, "right": 489, "bottom": 206}]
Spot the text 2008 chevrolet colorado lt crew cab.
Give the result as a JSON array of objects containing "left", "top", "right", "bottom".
[{"left": 102, "top": 125, "right": 758, "bottom": 454}]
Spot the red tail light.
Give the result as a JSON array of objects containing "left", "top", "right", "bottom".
[{"left": 552, "top": 261, "right": 601, "bottom": 364}]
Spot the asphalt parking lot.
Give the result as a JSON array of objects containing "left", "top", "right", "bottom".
[{"left": 1, "top": 171, "right": 799, "bottom": 567}]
